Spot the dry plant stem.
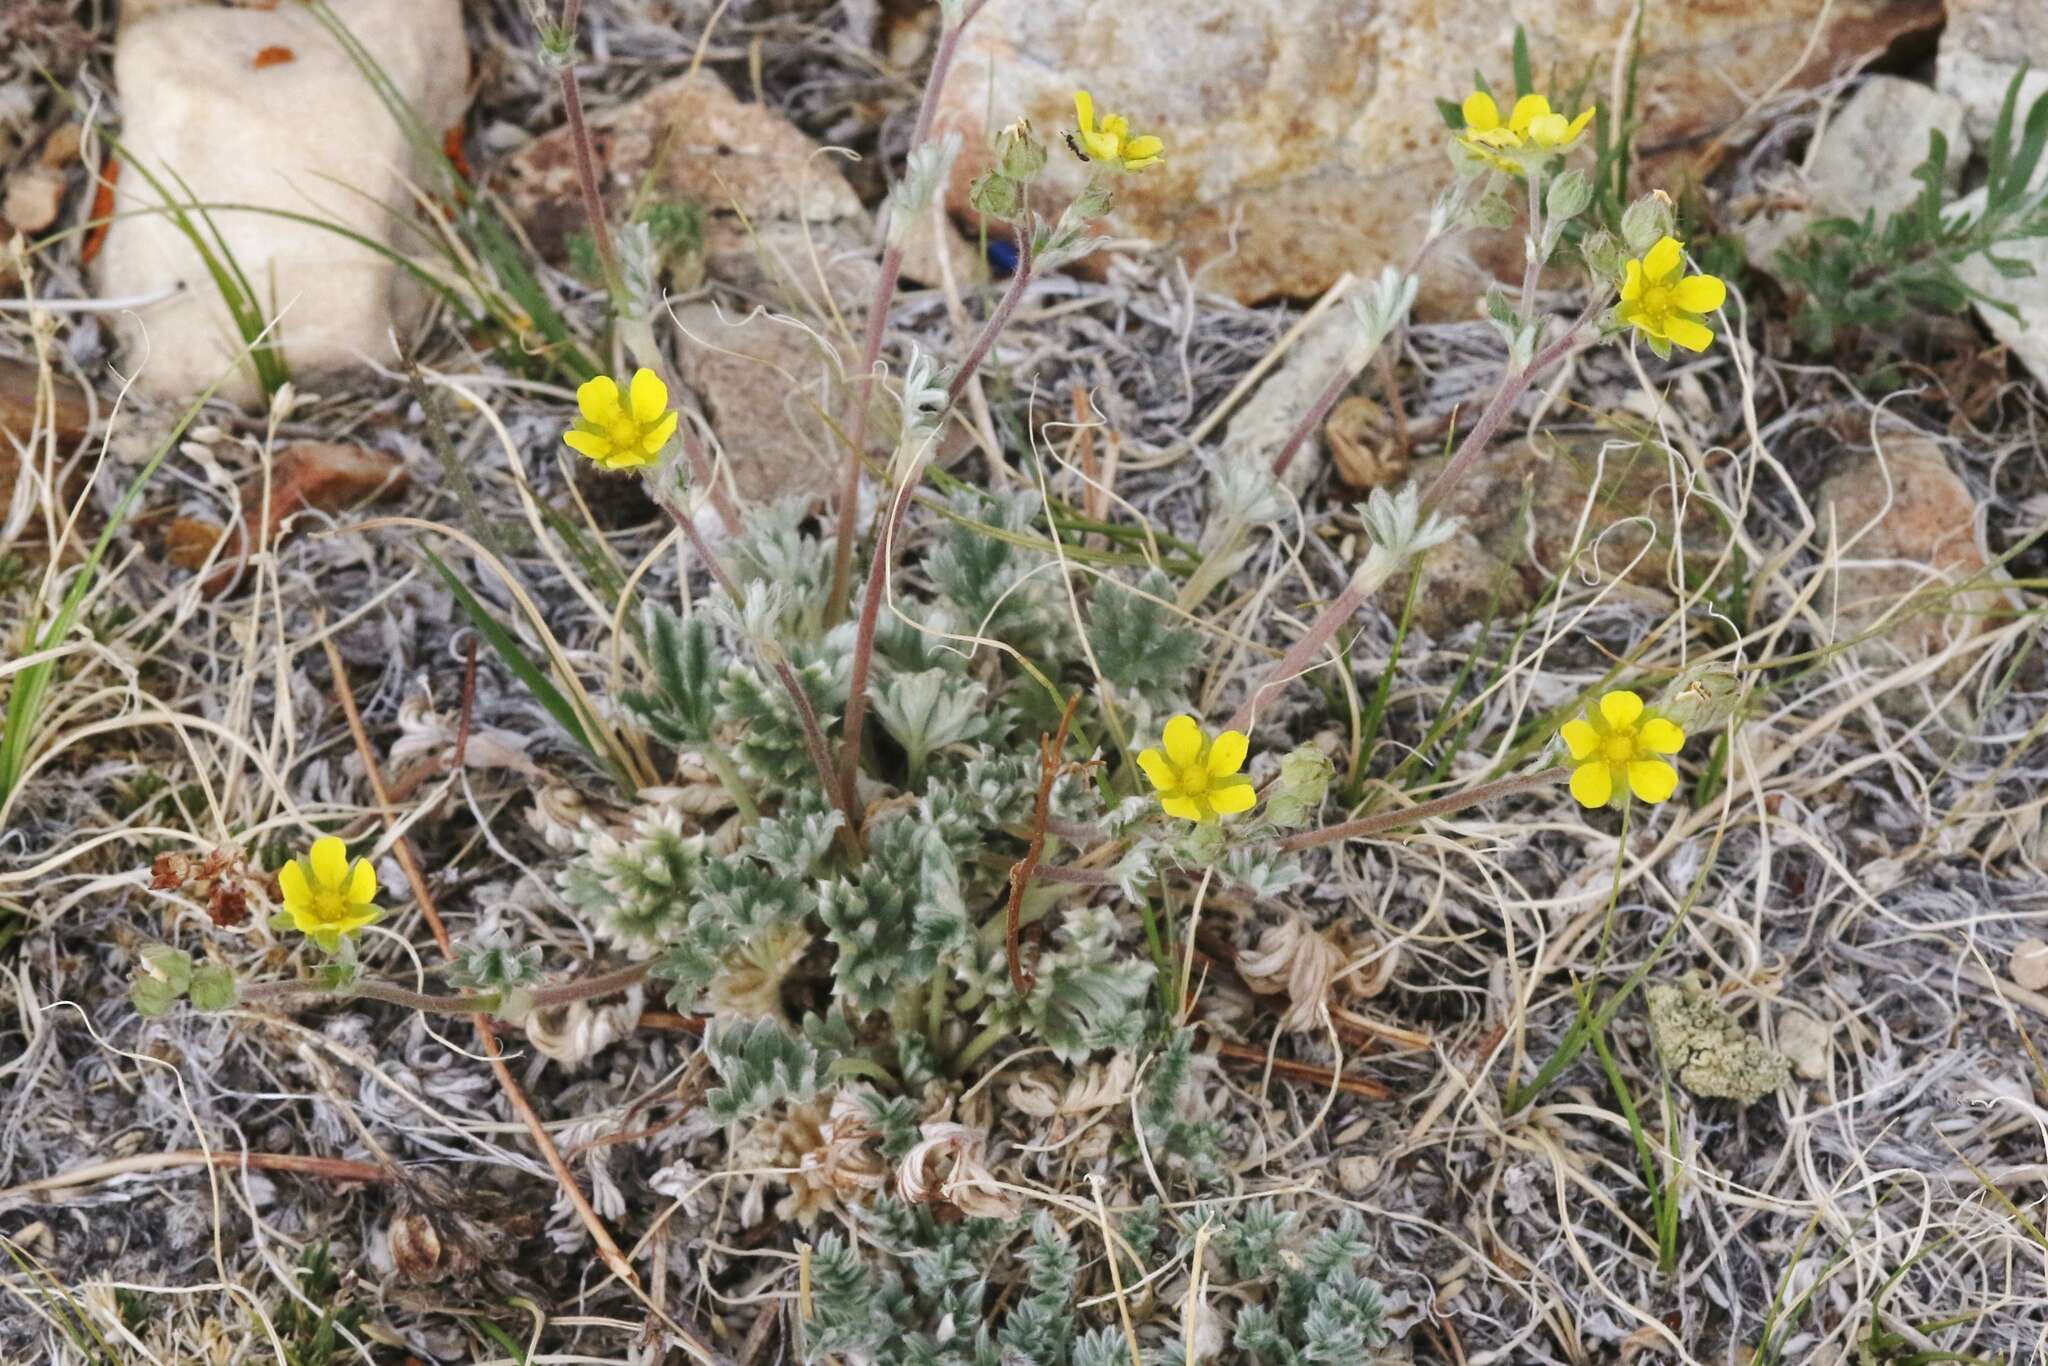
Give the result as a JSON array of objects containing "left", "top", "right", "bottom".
[
  {"left": 317, "top": 636, "right": 653, "bottom": 1307},
  {"left": 1277, "top": 766, "right": 1569, "bottom": 852},
  {"left": 553, "top": 0, "right": 621, "bottom": 300},
  {"left": 837, "top": 238, "right": 1038, "bottom": 816},
  {"left": 0, "top": 1149, "right": 393, "bottom": 1201},
  {"left": 1206, "top": 1036, "right": 1393, "bottom": 1101},
  {"left": 241, "top": 960, "right": 655, "bottom": 1016},
  {"left": 1232, "top": 302, "right": 1600, "bottom": 733},
  {"left": 1005, "top": 695, "right": 1080, "bottom": 995},
  {"left": 825, "top": 0, "right": 992, "bottom": 617},
  {"left": 1269, "top": 351, "right": 1357, "bottom": 479}
]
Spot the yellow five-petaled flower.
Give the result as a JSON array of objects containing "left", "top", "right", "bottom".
[
  {"left": 1458, "top": 91, "right": 1595, "bottom": 172},
  {"left": 1138, "top": 715, "right": 1255, "bottom": 822},
  {"left": 1073, "top": 91, "right": 1164, "bottom": 173},
  {"left": 1561, "top": 690, "right": 1686, "bottom": 810},
  {"left": 564, "top": 368, "right": 680, "bottom": 471},
  {"left": 278, "top": 836, "right": 381, "bottom": 953},
  {"left": 1619, "top": 236, "right": 1727, "bottom": 356}
]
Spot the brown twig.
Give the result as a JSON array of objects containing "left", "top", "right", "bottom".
[
  {"left": 1005, "top": 695, "right": 1081, "bottom": 996},
  {"left": 1204, "top": 1035, "right": 1394, "bottom": 1101},
  {"left": 453, "top": 635, "right": 479, "bottom": 772},
  {"left": 0, "top": 1149, "right": 392, "bottom": 1202},
  {"left": 553, "top": 0, "right": 620, "bottom": 300},
  {"left": 1276, "top": 767, "right": 1570, "bottom": 852}
]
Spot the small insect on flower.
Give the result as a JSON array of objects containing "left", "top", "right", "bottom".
[
  {"left": 1071, "top": 91, "right": 1164, "bottom": 173},
  {"left": 1560, "top": 690, "right": 1686, "bottom": 810},
  {"left": 277, "top": 836, "right": 381, "bottom": 952},
  {"left": 1138, "top": 715, "right": 1255, "bottom": 822},
  {"left": 1457, "top": 90, "right": 1594, "bottom": 171},
  {"left": 563, "top": 367, "right": 680, "bottom": 470},
  {"left": 1618, "top": 236, "right": 1727, "bottom": 357}
]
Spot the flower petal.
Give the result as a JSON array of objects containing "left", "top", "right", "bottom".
[
  {"left": 1206, "top": 729, "right": 1249, "bottom": 778},
  {"left": 1461, "top": 90, "right": 1501, "bottom": 133},
  {"left": 1665, "top": 315, "right": 1716, "bottom": 353},
  {"left": 345, "top": 857, "right": 378, "bottom": 907},
  {"left": 1637, "top": 717, "right": 1686, "bottom": 755},
  {"left": 1123, "top": 135, "right": 1164, "bottom": 160},
  {"left": 1101, "top": 114, "right": 1129, "bottom": 139},
  {"left": 1161, "top": 715, "right": 1203, "bottom": 768},
  {"left": 1074, "top": 90, "right": 1097, "bottom": 135},
  {"left": 1208, "top": 779, "right": 1257, "bottom": 816},
  {"left": 1564, "top": 106, "right": 1595, "bottom": 143},
  {"left": 563, "top": 428, "right": 612, "bottom": 460},
  {"left": 1560, "top": 718, "right": 1601, "bottom": 761},
  {"left": 1136, "top": 748, "right": 1176, "bottom": 792},
  {"left": 277, "top": 859, "right": 311, "bottom": 912},
  {"left": 576, "top": 374, "right": 620, "bottom": 425},
  {"left": 1619, "top": 259, "right": 1643, "bottom": 303},
  {"left": 1598, "top": 690, "right": 1644, "bottom": 729},
  {"left": 1670, "top": 274, "right": 1726, "bottom": 313},
  {"left": 640, "top": 409, "right": 679, "bottom": 457},
  {"left": 310, "top": 836, "right": 349, "bottom": 892},
  {"left": 1159, "top": 794, "right": 1204, "bottom": 822},
  {"left": 629, "top": 367, "right": 668, "bottom": 423},
  {"left": 1643, "top": 235, "right": 1684, "bottom": 283},
  {"left": 1627, "top": 759, "right": 1679, "bottom": 803},
  {"left": 1570, "top": 762, "right": 1613, "bottom": 809},
  {"left": 1508, "top": 93, "right": 1552, "bottom": 133}
]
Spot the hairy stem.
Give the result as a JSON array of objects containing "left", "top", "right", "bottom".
[
  {"left": 553, "top": 0, "right": 621, "bottom": 303},
  {"left": 241, "top": 960, "right": 656, "bottom": 1017},
  {"left": 1277, "top": 766, "right": 1569, "bottom": 851}
]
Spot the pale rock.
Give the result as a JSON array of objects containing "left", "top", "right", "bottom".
[
  {"left": 1936, "top": 0, "right": 2048, "bottom": 148},
  {"left": 1394, "top": 432, "right": 1727, "bottom": 635},
  {"left": 498, "top": 71, "right": 982, "bottom": 309},
  {"left": 2, "top": 165, "right": 64, "bottom": 234},
  {"left": 1816, "top": 435, "right": 2011, "bottom": 694},
  {"left": 2012, "top": 938, "right": 2048, "bottom": 992},
  {"left": 93, "top": 0, "right": 470, "bottom": 405},
  {"left": 1776, "top": 1009, "right": 1832, "bottom": 1082},
  {"left": 1807, "top": 77, "right": 1969, "bottom": 220},
  {"left": 934, "top": 0, "right": 1944, "bottom": 308},
  {"left": 1952, "top": 186, "right": 2048, "bottom": 383},
  {"left": 669, "top": 303, "right": 850, "bottom": 508}
]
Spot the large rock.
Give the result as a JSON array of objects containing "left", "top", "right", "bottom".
[
  {"left": 1936, "top": 0, "right": 2048, "bottom": 148},
  {"left": 668, "top": 304, "right": 850, "bottom": 508},
  {"left": 497, "top": 72, "right": 980, "bottom": 310},
  {"left": 93, "top": 0, "right": 469, "bottom": 405},
  {"left": 1393, "top": 432, "right": 1726, "bottom": 635},
  {"left": 1817, "top": 436, "right": 2011, "bottom": 693},
  {"left": 934, "top": 0, "right": 1941, "bottom": 308}
]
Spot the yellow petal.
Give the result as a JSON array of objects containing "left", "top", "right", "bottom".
[
  {"left": 1074, "top": 90, "right": 1097, "bottom": 135},
  {"left": 1619, "top": 259, "right": 1643, "bottom": 303},
  {"left": 1643, "top": 235, "right": 1684, "bottom": 283},
  {"left": 1123, "top": 135, "right": 1164, "bottom": 160},
  {"left": 1159, "top": 794, "right": 1204, "bottom": 822},
  {"left": 310, "top": 836, "right": 349, "bottom": 892},
  {"left": 277, "top": 859, "right": 311, "bottom": 912},
  {"left": 1670, "top": 274, "right": 1727, "bottom": 313},
  {"left": 1136, "top": 748, "right": 1176, "bottom": 792},
  {"left": 1564, "top": 106, "right": 1595, "bottom": 143},
  {"left": 1208, "top": 780, "right": 1257, "bottom": 816},
  {"left": 1526, "top": 112, "right": 1570, "bottom": 147},
  {"left": 1623, "top": 302, "right": 1665, "bottom": 341},
  {"left": 1598, "top": 690, "right": 1644, "bottom": 729},
  {"left": 563, "top": 428, "right": 612, "bottom": 461},
  {"left": 1079, "top": 129, "right": 1121, "bottom": 162},
  {"left": 1101, "top": 114, "right": 1129, "bottom": 139},
  {"left": 1627, "top": 759, "right": 1678, "bottom": 803},
  {"left": 1161, "top": 715, "right": 1203, "bottom": 768},
  {"left": 345, "top": 857, "right": 378, "bottom": 907},
  {"left": 629, "top": 367, "right": 668, "bottom": 423},
  {"left": 1123, "top": 152, "right": 1162, "bottom": 171},
  {"left": 1638, "top": 718, "right": 1686, "bottom": 755},
  {"left": 640, "top": 409, "right": 680, "bottom": 457},
  {"left": 1560, "top": 718, "right": 1601, "bottom": 761},
  {"left": 1206, "top": 729, "right": 1249, "bottom": 778},
  {"left": 1508, "top": 93, "right": 1551, "bottom": 133},
  {"left": 576, "top": 374, "right": 620, "bottom": 425},
  {"left": 1461, "top": 91, "right": 1501, "bottom": 133},
  {"left": 1570, "top": 762, "right": 1613, "bottom": 809},
  {"left": 1665, "top": 315, "right": 1716, "bottom": 353}
]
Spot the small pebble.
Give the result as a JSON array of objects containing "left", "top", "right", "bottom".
[{"left": 2012, "top": 938, "right": 2048, "bottom": 991}]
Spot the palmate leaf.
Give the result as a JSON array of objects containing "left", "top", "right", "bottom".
[{"left": 623, "top": 603, "right": 720, "bottom": 746}]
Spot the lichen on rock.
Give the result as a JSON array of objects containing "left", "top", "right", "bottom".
[{"left": 1647, "top": 976, "right": 1790, "bottom": 1106}]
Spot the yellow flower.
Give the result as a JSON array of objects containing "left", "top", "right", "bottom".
[
  {"left": 1072, "top": 91, "right": 1164, "bottom": 173},
  {"left": 1457, "top": 91, "right": 1594, "bottom": 171},
  {"left": 563, "top": 368, "right": 680, "bottom": 470},
  {"left": 1137, "top": 715, "right": 1255, "bottom": 822},
  {"left": 1618, "top": 236, "right": 1727, "bottom": 355},
  {"left": 1560, "top": 690, "right": 1686, "bottom": 809},
  {"left": 277, "top": 836, "right": 381, "bottom": 953}
]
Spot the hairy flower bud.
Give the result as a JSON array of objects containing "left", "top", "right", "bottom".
[
  {"left": 1620, "top": 190, "right": 1675, "bottom": 254},
  {"left": 968, "top": 170, "right": 1021, "bottom": 220}
]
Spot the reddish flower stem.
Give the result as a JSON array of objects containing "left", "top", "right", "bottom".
[{"left": 1277, "top": 767, "right": 1568, "bottom": 851}]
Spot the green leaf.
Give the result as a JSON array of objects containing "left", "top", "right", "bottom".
[
  {"left": 188, "top": 965, "right": 240, "bottom": 1012},
  {"left": 129, "top": 976, "right": 179, "bottom": 1018},
  {"left": 421, "top": 546, "right": 597, "bottom": 760}
]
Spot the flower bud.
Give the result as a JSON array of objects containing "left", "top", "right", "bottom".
[
  {"left": 1620, "top": 190, "right": 1675, "bottom": 254},
  {"left": 994, "top": 118, "right": 1047, "bottom": 183},
  {"left": 968, "top": 170, "right": 1021, "bottom": 220},
  {"left": 1545, "top": 168, "right": 1592, "bottom": 222},
  {"left": 1579, "top": 229, "right": 1628, "bottom": 284}
]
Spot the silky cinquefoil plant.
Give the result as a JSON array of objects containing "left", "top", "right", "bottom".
[{"left": 127, "top": 20, "right": 1757, "bottom": 1356}]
